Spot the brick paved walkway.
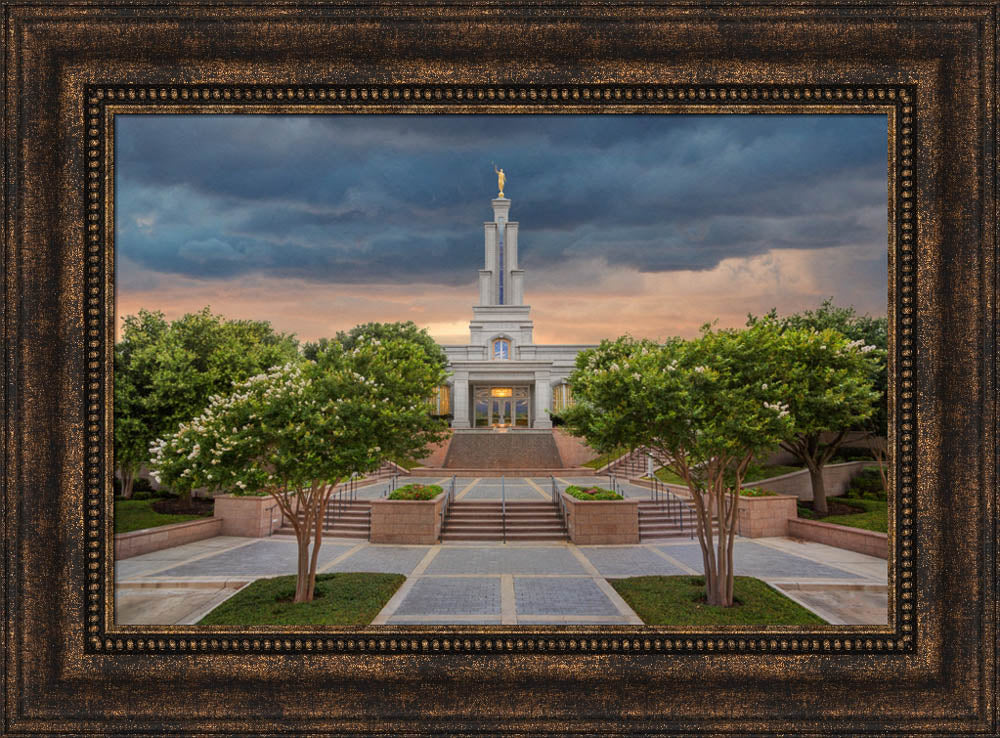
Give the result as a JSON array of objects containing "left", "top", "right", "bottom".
[{"left": 116, "top": 476, "right": 888, "bottom": 626}]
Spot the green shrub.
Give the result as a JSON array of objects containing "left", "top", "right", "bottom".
[
  {"left": 565, "top": 485, "right": 623, "bottom": 501},
  {"left": 388, "top": 483, "right": 443, "bottom": 501},
  {"left": 847, "top": 467, "right": 885, "bottom": 498},
  {"left": 739, "top": 487, "right": 777, "bottom": 497}
]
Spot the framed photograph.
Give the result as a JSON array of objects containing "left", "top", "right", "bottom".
[{"left": 3, "top": 3, "right": 996, "bottom": 736}]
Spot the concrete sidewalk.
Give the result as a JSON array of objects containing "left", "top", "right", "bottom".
[{"left": 116, "top": 534, "right": 887, "bottom": 626}]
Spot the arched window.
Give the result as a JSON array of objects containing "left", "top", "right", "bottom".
[{"left": 492, "top": 338, "right": 510, "bottom": 360}]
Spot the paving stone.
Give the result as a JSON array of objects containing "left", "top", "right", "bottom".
[
  {"left": 149, "top": 540, "right": 355, "bottom": 578},
  {"left": 326, "top": 546, "right": 430, "bottom": 575},
  {"left": 515, "top": 616, "right": 631, "bottom": 625},
  {"left": 461, "top": 484, "right": 542, "bottom": 501},
  {"left": 425, "top": 547, "right": 587, "bottom": 575},
  {"left": 387, "top": 616, "right": 503, "bottom": 624},
  {"left": 580, "top": 547, "right": 687, "bottom": 577},
  {"left": 394, "top": 577, "right": 501, "bottom": 616},
  {"left": 656, "top": 541, "right": 863, "bottom": 579},
  {"left": 514, "top": 577, "right": 620, "bottom": 616}
]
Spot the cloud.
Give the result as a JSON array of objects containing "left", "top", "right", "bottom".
[{"left": 115, "top": 114, "right": 888, "bottom": 339}]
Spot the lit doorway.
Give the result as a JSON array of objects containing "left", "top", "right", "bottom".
[{"left": 473, "top": 386, "right": 531, "bottom": 428}]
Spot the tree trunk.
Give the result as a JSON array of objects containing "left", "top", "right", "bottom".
[
  {"left": 120, "top": 468, "right": 135, "bottom": 500},
  {"left": 810, "top": 465, "right": 829, "bottom": 516},
  {"left": 867, "top": 433, "right": 889, "bottom": 495},
  {"left": 294, "top": 498, "right": 315, "bottom": 603}
]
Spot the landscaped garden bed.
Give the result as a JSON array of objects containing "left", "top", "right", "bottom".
[
  {"left": 387, "top": 483, "right": 443, "bottom": 500},
  {"left": 196, "top": 572, "right": 405, "bottom": 625},
  {"left": 370, "top": 483, "right": 448, "bottom": 543},
  {"left": 610, "top": 575, "right": 827, "bottom": 625},
  {"left": 115, "top": 493, "right": 212, "bottom": 534},
  {"left": 564, "top": 484, "right": 623, "bottom": 501},
  {"left": 797, "top": 466, "right": 887, "bottom": 533}
]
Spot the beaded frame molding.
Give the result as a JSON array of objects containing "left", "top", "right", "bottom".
[
  {"left": 5, "top": 3, "right": 997, "bottom": 736},
  {"left": 87, "top": 84, "right": 915, "bottom": 657}
]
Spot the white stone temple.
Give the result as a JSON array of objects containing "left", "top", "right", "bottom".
[{"left": 437, "top": 196, "right": 597, "bottom": 430}]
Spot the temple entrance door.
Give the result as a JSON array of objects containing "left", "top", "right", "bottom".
[
  {"left": 491, "top": 398, "right": 512, "bottom": 428},
  {"left": 473, "top": 386, "right": 532, "bottom": 429}
]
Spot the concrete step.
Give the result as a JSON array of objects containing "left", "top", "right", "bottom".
[{"left": 442, "top": 431, "right": 564, "bottom": 469}]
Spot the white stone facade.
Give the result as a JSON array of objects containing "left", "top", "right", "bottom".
[{"left": 440, "top": 197, "right": 597, "bottom": 429}]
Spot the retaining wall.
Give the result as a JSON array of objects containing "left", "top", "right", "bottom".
[
  {"left": 787, "top": 518, "right": 888, "bottom": 559},
  {"left": 213, "top": 494, "right": 286, "bottom": 538},
  {"left": 742, "top": 461, "right": 873, "bottom": 501},
  {"left": 551, "top": 428, "right": 599, "bottom": 467},
  {"left": 115, "top": 517, "right": 223, "bottom": 560}
]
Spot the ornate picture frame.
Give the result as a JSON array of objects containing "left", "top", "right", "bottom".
[{"left": 3, "top": 3, "right": 997, "bottom": 735}]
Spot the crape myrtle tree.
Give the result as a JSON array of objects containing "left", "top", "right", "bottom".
[
  {"left": 149, "top": 327, "right": 448, "bottom": 603},
  {"left": 748, "top": 299, "right": 887, "bottom": 512},
  {"left": 562, "top": 324, "right": 796, "bottom": 607},
  {"left": 114, "top": 307, "right": 299, "bottom": 500},
  {"left": 306, "top": 321, "right": 452, "bottom": 464}
]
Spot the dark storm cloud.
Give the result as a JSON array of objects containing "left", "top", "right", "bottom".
[{"left": 116, "top": 114, "right": 887, "bottom": 286}]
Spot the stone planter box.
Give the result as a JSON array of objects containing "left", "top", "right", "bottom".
[
  {"left": 736, "top": 494, "right": 800, "bottom": 538},
  {"left": 788, "top": 518, "right": 888, "bottom": 559},
  {"left": 213, "top": 493, "right": 287, "bottom": 538},
  {"left": 115, "top": 517, "right": 223, "bottom": 560},
  {"left": 370, "top": 491, "right": 447, "bottom": 544},
  {"left": 561, "top": 493, "right": 639, "bottom": 545}
]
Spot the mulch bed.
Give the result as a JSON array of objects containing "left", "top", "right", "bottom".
[{"left": 151, "top": 497, "right": 214, "bottom": 516}]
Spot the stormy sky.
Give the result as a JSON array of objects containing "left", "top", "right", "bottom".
[{"left": 115, "top": 114, "right": 888, "bottom": 344}]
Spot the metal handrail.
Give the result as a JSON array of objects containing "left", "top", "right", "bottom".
[
  {"left": 550, "top": 475, "right": 566, "bottom": 522},
  {"left": 501, "top": 475, "right": 506, "bottom": 544},
  {"left": 439, "top": 475, "right": 457, "bottom": 538}
]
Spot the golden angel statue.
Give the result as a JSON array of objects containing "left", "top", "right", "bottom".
[{"left": 493, "top": 164, "right": 506, "bottom": 198}]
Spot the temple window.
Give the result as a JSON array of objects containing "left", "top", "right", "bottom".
[
  {"left": 492, "top": 338, "right": 510, "bottom": 360},
  {"left": 552, "top": 383, "right": 574, "bottom": 412},
  {"left": 429, "top": 385, "right": 451, "bottom": 415}
]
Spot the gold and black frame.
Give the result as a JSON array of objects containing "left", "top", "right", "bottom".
[{"left": 4, "top": 5, "right": 997, "bottom": 736}]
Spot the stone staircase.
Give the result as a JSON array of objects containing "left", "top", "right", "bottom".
[
  {"left": 638, "top": 498, "right": 715, "bottom": 541},
  {"left": 276, "top": 499, "right": 372, "bottom": 539},
  {"left": 440, "top": 500, "right": 568, "bottom": 542},
  {"left": 602, "top": 447, "right": 658, "bottom": 478},
  {"left": 443, "top": 430, "right": 564, "bottom": 470}
]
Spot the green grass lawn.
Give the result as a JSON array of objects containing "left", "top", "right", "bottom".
[
  {"left": 582, "top": 446, "right": 629, "bottom": 469},
  {"left": 743, "top": 463, "right": 803, "bottom": 482},
  {"left": 114, "top": 497, "right": 210, "bottom": 534},
  {"left": 651, "top": 467, "right": 687, "bottom": 485},
  {"left": 815, "top": 496, "right": 888, "bottom": 533},
  {"left": 610, "top": 575, "right": 827, "bottom": 626},
  {"left": 196, "top": 572, "right": 406, "bottom": 625}
]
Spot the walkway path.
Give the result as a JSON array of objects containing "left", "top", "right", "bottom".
[{"left": 117, "top": 478, "right": 887, "bottom": 626}]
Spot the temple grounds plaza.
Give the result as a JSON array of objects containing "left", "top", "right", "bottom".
[{"left": 116, "top": 476, "right": 888, "bottom": 627}]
